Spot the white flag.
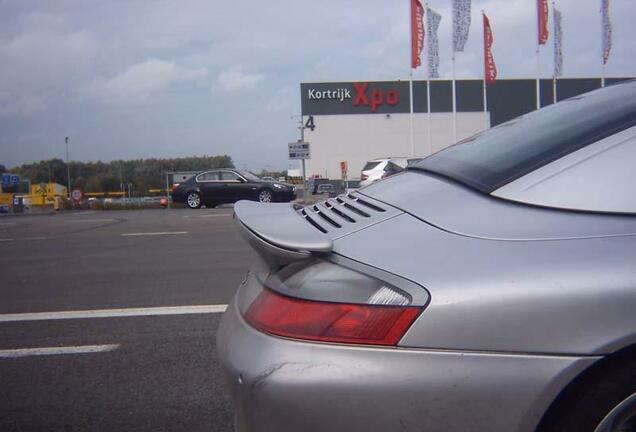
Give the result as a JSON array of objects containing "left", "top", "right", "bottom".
[
  {"left": 553, "top": 8, "right": 563, "bottom": 77},
  {"left": 601, "top": 0, "right": 612, "bottom": 64},
  {"left": 452, "top": 0, "right": 471, "bottom": 52},
  {"left": 427, "top": 8, "right": 442, "bottom": 78}
]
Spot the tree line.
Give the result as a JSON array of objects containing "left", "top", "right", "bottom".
[{"left": 4, "top": 155, "right": 234, "bottom": 194}]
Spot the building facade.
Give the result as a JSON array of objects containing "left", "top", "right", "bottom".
[{"left": 300, "top": 78, "right": 630, "bottom": 179}]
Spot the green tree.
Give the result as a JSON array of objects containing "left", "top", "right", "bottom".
[{"left": 11, "top": 155, "right": 235, "bottom": 194}]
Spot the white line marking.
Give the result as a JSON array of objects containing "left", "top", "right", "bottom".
[
  {"left": 184, "top": 214, "right": 232, "bottom": 218},
  {"left": 65, "top": 218, "right": 115, "bottom": 223},
  {"left": 25, "top": 236, "right": 47, "bottom": 240},
  {"left": 0, "top": 344, "right": 119, "bottom": 358},
  {"left": 0, "top": 304, "right": 228, "bottom": 323},
  {"left": 121, "top": 231, "right": 188, "bottom": 237},
  {"left": 0, "top": 238, "right": 14, "bottom": 242}
]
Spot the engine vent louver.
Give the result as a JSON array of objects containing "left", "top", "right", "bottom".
[
  {"left": 349, "top": 194, "right": 386, "bottom": 213},
  {"left": 325, "top": 201, "right": 356, "bottom": 223},
  {"left": 300, "top": 208, "right": 328, "bottom": 233},
  {"left": 313, "top": 205, "right": 342, "bottom": 228},
  {"left": 298, "top": 192, "right": 391, "bottom": 234}
]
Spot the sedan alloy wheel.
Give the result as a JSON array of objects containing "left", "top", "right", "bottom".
[
  {"left": 186, "top": 192, "right": 201, "bottom": 209},
  {"left": 258, "top": 189, "right": 272, "bottom": 203}
]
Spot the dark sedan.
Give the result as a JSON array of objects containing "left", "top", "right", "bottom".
[{"left": 171, "top": 169, "right": 296, "bottom": 208}]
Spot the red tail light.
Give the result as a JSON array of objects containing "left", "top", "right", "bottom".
[
  {"left": 245, "top": 288, "right": 421, "bottom": 346},
  {"left": 172, "top": 183, "right": 180, "bottom": 189},
  {"left": 361, "top": 174, "right": 368, "bottom": 181}
]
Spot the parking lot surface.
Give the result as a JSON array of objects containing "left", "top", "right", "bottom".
[{"left": 0, "top": 208, "right": 249, "bottom": 431}]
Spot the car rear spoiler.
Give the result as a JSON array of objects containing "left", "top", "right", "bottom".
[{"left": 233, "top": 201, "right": 333, "bottom": 266}]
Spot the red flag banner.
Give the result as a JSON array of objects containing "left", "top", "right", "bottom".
[
  {"left": 411, "top": 0, "right": 425, "bottom": 68},
  {"left": 537, "top": 0, "right": 549, "bottom": 44},
  {"left": 483, "top": 13, "right": 497, "bottom": 83}
]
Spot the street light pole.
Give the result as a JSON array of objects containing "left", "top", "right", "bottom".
[
  {"left": 298, "top": 119, "right": 307, "bottom": 204},
  {"left": 65, "top": 137, "right": 71, "bottom": 198}
]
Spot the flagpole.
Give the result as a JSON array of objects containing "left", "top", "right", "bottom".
[
  {"left": 409, "top": 0, "right": 415, "bottom": 157},
  {"left": 552, "top": 0, "right": 557, "bottom": 104},
  {"left": 426, "top": 78, "right": 432, "bottom": 154},
  {"left": 409, "top": 69, "right": 415, "bottom": 156},
  {"left": 601, "top": 63, "right": 606, "bottom": 88},
  {"left": 425, "top": 1, "right": 432, "bottom": 155},
  {"left": 408, "top": 0, "right": 415, "bottom": 156},
  {"left": 452, "top": 53, "right": 457, "bottom": 143},
  {"left": 482, "top": 10, "right": 488, "bottom": 131},
  {"left": 536, "top": 1, "right": 541, "bottom": 110}
]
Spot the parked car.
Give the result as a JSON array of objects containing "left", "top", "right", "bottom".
[
  {"left": 171, "top": 169, "right": 296, "bottom": 208},
  {"left": 218, "top": 81, "right": 636, "bottom": 432},
  {"left": 307, "top": 178, "right": 331, "bottom": 194},
  {"left": 316, "top": 183, "right": 336, "bottom": 197},
  {"left": 359, "top": 157, "right": 407, "bottom": 187}
]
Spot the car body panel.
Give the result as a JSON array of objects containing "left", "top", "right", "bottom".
[
  {"left": 294, "top": 193, "right": 403, "bottom": 240},
  {"left": 361, "top": 171, "right": 636, "bottom": 240},
  {"left": 332, "top": 211, "right": 636, "bottom": 355},
  {"left": 492, "top": 125, "right": 636, "bottom": 214},
  {"left": 233, "top": 190, "right": 636, "bottom": 355},
  {"left": 218, "top": 292, "right": 599, "bottom": 432},
  {"left": 234, "top": 201, "right": 333, "bottom": 253},
  {"left": 218, "top": 83, "right": 636, "bottom": 432}
]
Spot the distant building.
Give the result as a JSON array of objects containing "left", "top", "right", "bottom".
[{"left": 300, "top": 77, "right": 632, "bottom": 179}]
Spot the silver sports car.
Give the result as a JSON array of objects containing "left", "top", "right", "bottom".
[{"left": 217, "top": 81, "right": 636, "bottom": 432}]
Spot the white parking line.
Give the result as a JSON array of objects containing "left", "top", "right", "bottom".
[
  {"left": 65, "top": 219, "right": 115, "bottom": 223},
  {"left": 121, "top": 231, "right": 188, "bottom": 237},
  {"left": 0, "top": 238, "right": 14, "bottom": 242},
  {"left": 0, "top": 344, "right": 119, "bottom": 358},
  {"left": 0, "top": 304, "right": 228, "bottom": 323},
  {"left": 183, "top": 214, "right": 232, "bottom": 218}
]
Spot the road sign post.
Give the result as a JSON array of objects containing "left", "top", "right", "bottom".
[
  {"left": 289, "top": 140, "right": 310, "bottom": 203},
  {"left": 288, "top": 141, "right": 310, "bottom": 160}
]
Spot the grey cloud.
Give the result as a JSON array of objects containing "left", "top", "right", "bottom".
[
  {"left": 83, "top": 59, "right": 208, "bottom": 104},
  {"left": 213, "top": 67, "right": 264, "bottom": 93},
  {"left": 0, "top": 0, "right": 634, "bottom": 170}
]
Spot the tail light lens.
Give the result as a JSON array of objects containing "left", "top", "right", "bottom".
[
  {"left": 243, "top": 259, "right": 425, "bottom": 346},
  {"left": 245, "top": 289, "right": 420, "bottom": 346},
  {"left": 361, "top": 174, "right": 368, "bottom": 181},
  {"left": 171, "top": 183, "right": 180, "bottom": 189}
]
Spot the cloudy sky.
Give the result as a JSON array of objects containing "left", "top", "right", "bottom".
[{"left": 1, "top": 0, "right": 634, "bottom": 170}]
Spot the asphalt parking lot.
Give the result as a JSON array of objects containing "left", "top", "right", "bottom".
[{"left": 0, "top": 207, "right": 249, "bottom": 431}]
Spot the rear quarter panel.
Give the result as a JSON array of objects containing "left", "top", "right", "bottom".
[{"left": 333, "top": 213, "right": 636, "bottom": 355}]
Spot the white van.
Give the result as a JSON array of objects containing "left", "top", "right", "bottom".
[{"left": 359, "top": 157, "right": 408, "bottom": 187}]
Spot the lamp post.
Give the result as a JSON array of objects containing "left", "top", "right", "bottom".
[{"left": 65, "top": 137, "right": 71, "bottom": 198}]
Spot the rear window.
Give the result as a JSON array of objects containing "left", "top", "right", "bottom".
[
  {"left": 197, "top": 172, "right": 219, "bottom": 181},
  {"left": 363, "top": 161, "right": 382, "bottom": 171},
  {"left": 411, "top": 81, "right": 636, "bottom": 193}
]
